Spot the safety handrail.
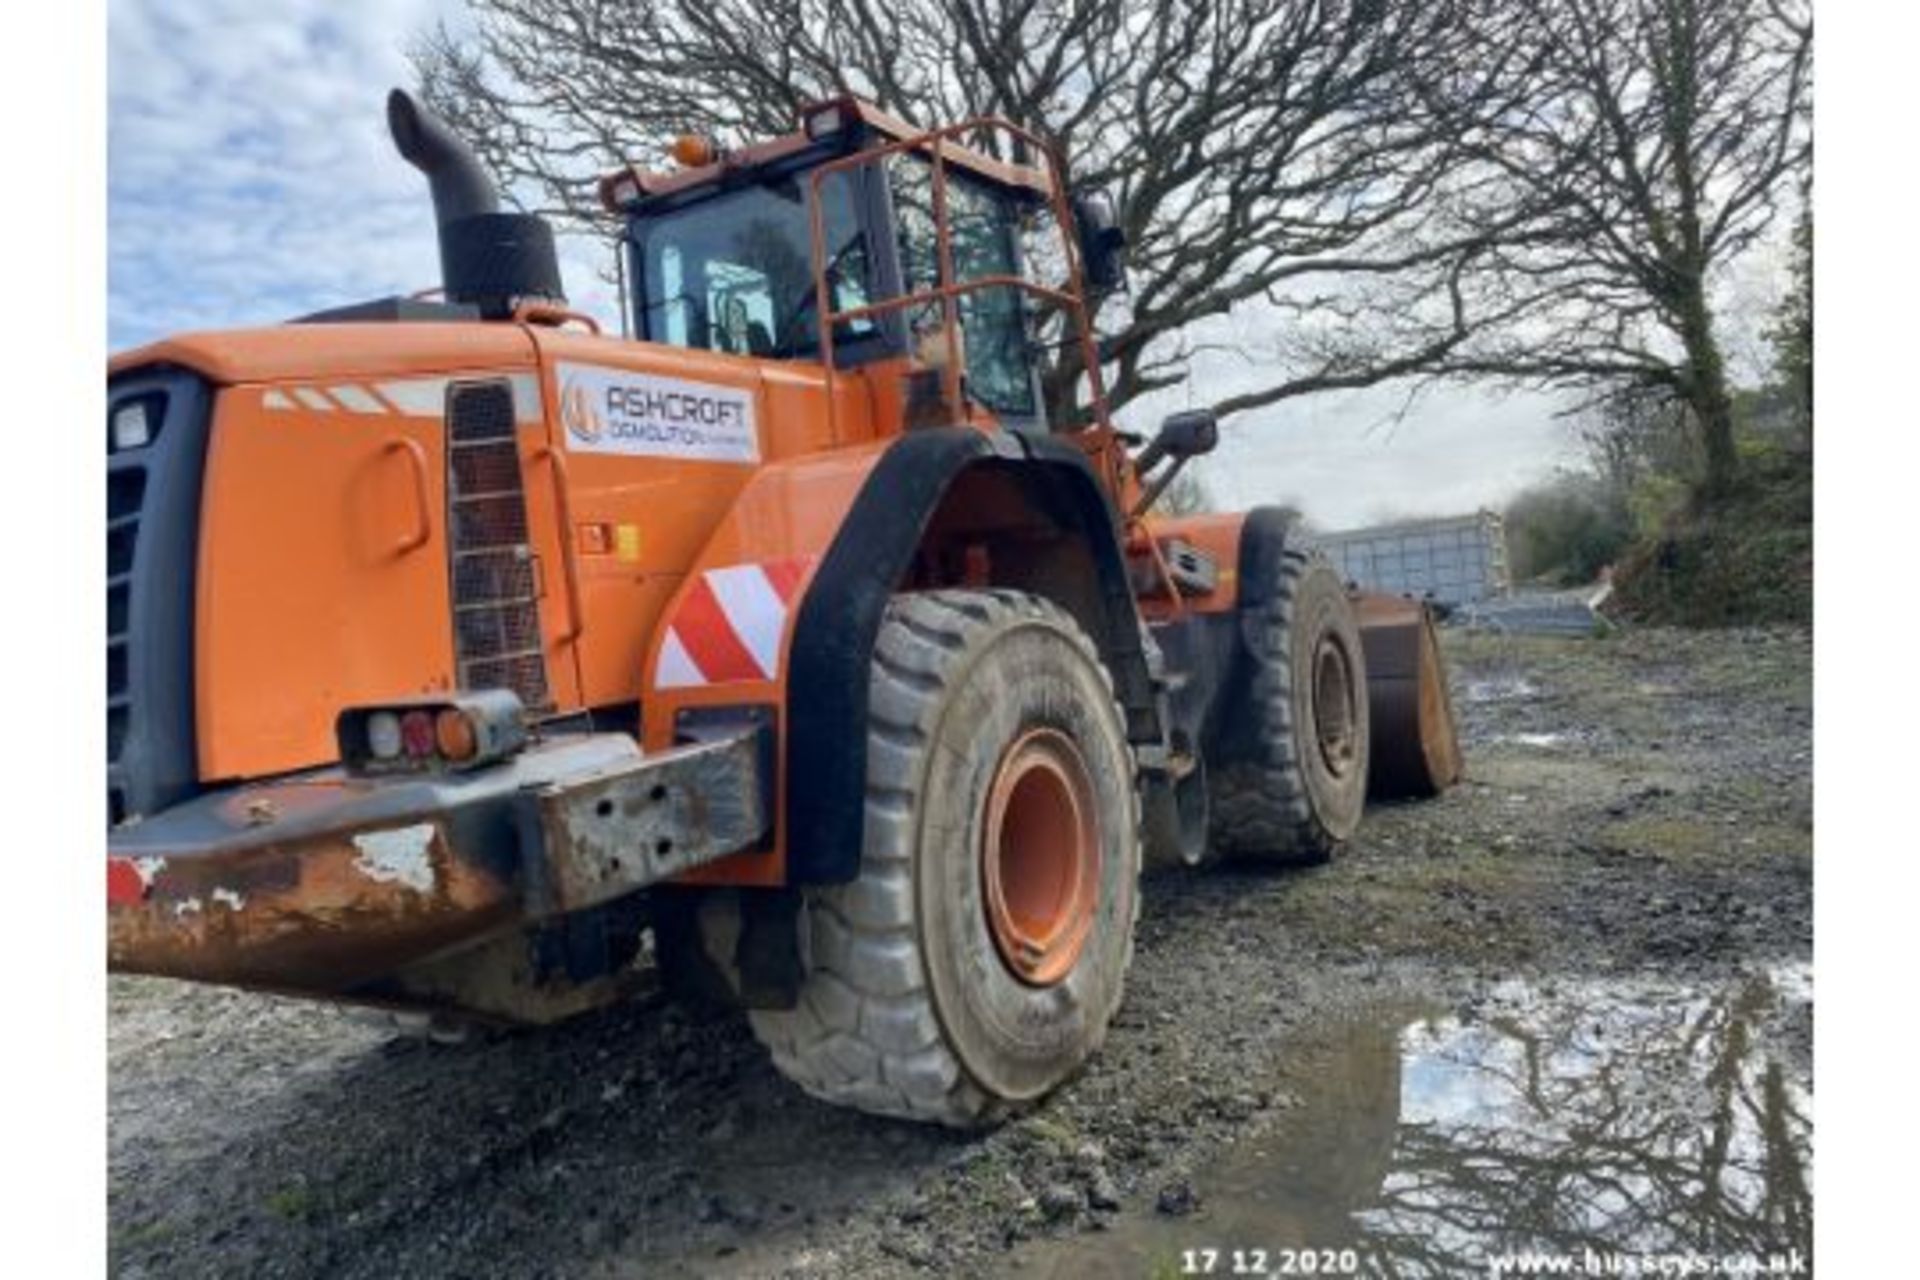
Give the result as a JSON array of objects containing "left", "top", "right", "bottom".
[
  {"left": 513, "top": 301, "right": 603, "bottom": 334},
  {"left": 531, "top": 445, "right": 586, "bottom": 642},
  {"left": 803, "top": 116, "right": 1113, "bottom": 454}
]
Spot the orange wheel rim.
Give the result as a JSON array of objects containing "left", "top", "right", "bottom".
[{"left": 981, "top": 727, "right": 1101, "bottom": 987}]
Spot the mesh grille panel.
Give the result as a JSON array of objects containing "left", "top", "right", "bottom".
[
  {"left": 463, "top": 654, "right": 550, "bottom": 704},
  {"left": 452, "top": 547, "right": 536, "bottom": 606},
  {"left": 445, "top": 380, "right": 552, "bottom": 713},
  {"left": 448, "top": 385, "right": 516, "bottom": 443},
  {"left": 451, "top": 492, "right": 530, "bottom": 545},
  {"left": 454, "top": 600, "right": 544, "bottom": 659},
  {"left": 451, "top": 438, "right": 523, "bottom": 495}
]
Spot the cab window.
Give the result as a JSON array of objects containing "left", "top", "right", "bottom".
[
  {"left": 887, "top": 154, "right": 1041, "bottom": 421},
  {"left": 632, "top": 172, "right": 875, "bottom": 358}
]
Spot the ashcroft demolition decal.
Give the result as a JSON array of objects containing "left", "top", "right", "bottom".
[{"left": 555, "top": 361, "right": 759, "bottom": 463}]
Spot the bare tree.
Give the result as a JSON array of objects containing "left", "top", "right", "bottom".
[
  {"left": 411, "top": 0, "right": 1508, "bottom": 425},
  {"left": 1151, "top": 466, "right": 1216, "bottom": 516},
  {"left": 1576, "top": 386, "right": 1699, "bottom": 496},
  {"left": 1427, "top": 0, "right": 1811, "bottom": 496}
]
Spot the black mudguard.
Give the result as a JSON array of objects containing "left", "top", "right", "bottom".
[{"left": 783, "top": 427, "right": 1158, "bottom": 885}]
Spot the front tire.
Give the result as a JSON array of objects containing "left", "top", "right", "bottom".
[
  {"left": 1209, "top": 548, "right": 1369, "bottom": 865},
  {"left": 747, "top": 589, "right": 1141, "bottom": 1127}
]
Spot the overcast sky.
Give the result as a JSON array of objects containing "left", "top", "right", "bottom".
[{"left": 111, "top": 0, "right": 1798, "bottom": 530}]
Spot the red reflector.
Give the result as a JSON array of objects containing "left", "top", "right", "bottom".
[
  {"left": 400, "top": 710, "right": 436, "bottom": 758},
  {"left": 107, "top": 858, "right": 147, "bottom": 906}
]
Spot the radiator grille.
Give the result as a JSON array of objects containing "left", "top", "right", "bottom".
[{"left": 446, "top": 380, "right": 552, "bottom": 713}]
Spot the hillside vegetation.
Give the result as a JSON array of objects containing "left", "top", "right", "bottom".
[{"left": 1611, "top": 443, "right": 1811, "bottom": 626}]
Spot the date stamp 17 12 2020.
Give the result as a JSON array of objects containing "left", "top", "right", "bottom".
[{"left": 1179, "top": 1248, "right": 1362, "bottom": 1276}]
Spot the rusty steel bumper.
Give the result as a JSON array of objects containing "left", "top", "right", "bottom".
[{"left": 107, "top": 731, "right": 767, "bottom": 995}]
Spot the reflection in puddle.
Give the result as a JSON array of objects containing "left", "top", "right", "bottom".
[{"left": 1017, "top": 966, "right": 1811, "bottom": 1279}]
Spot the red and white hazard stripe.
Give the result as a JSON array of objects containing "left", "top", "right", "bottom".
[{"left": 655, "top": 557, "right": 815, "bottom": 689}]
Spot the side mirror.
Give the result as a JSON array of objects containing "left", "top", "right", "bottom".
[
  {"left": 1073, "top": 192, "right": 1129, "bottom": 293},
  {"left": 1130, "top": 409, "right": 1219, "bottom": 519},
  {"left": 1136, "top": 408, "right": 1219, "bottom": 474}
]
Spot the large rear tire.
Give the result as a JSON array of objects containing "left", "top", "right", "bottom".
[
  {"left": 1209, "top": 548, "right": 1369, "bottom": 865},
  {"left": 744, "top": 589, "right": 1141, "bottom": 1126}
]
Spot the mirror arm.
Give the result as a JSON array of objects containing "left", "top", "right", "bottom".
[{"left": 1130, "top": 451, "right": 1193, "bottom": 520}]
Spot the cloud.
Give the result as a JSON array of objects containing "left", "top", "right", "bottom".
[{"left": 108, "top": 0, "right": 621, "bottom": 350}]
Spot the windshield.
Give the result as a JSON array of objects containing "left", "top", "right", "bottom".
[{"left": 631, "top": 172, "right": 875, "bottom": 359}]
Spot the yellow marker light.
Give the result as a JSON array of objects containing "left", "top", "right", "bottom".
[{"left": 615, "top": 524, "right": 642, "bottom": 563}]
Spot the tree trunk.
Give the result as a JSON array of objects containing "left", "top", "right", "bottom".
[{"left": 1677, "top": 286, "right": 1740, "bottom": 497}]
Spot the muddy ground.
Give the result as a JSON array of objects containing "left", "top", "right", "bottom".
[{"left": 108, "top": 625, "right": 1812, "bottom": 1278}]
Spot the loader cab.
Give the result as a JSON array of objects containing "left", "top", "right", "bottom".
[{"left": 610, "top": 101, "right": 1054, "bottom": 430}]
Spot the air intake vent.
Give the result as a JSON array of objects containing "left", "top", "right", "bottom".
[
  {"left": 445, "top": 380, "right": 553, "bottom": 713},
  {"left": 107, "top": 368, "right": 212, "bottom": 825}
]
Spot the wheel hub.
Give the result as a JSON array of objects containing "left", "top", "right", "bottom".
[
  {"left": 1313, "top": 636, "right": 1359, "bottom": 778},
  {"left": 981, "top": 728, "right": 1101, "bottom": 987}
]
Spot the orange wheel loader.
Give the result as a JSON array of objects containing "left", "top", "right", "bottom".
[{"left": 106, "top": 90, "right": 1459, "bottom": 1126}]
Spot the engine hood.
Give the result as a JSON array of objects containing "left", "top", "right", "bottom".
[{"left": 109, "top": 322, "right": 540, "bottom": 385}]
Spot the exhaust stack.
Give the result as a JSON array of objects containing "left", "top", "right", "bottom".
[{"left": 387, "top": 89, "right": 565, "bottom": 319}]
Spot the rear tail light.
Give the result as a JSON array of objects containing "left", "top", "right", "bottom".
[
  {"left": 400, "top": 710, "right": 436, "bottom": 759},
  {"left": 365, "top": 711, "right": 403, "bottom": 760},
  {"left": 337, "top": 689, "right": 527, "bottom": 775},
  {"left": 434, "top": 707, "right": 478, "bottom": 762}
]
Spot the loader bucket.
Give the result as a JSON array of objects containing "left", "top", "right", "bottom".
[{"left": 1354, "top": 593, "right": 1462, "bottom": 800}]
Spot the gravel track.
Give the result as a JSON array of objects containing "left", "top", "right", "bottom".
[{"left": 108, "top": 626, "right": 1812, "bottom": 1279}]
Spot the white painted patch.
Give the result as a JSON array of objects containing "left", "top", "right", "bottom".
[
  {"left": 375, "top": 377, "right": 450, "bottom": 418},
  {"left": 210, "top": 887, "right": 246, "bottom": 911},
  {"left": 293, "top": 386, "right": 337, "bottom": 412},
  {"left": 132, "top": 855, "right": 167, "bottom": 888},
  {"left": 704, "top": 564, "right": 788, "bottom": 677},
  {"left": 654, "top": 628, "right": 705, "bottom": 690},
  {"left": 509, "top": 372, "right": 543, "bottom": 424},
  {"left": 174, "top": 897, "right": 203, "bottom": 918},
  {"left": 327, "top": 383, "right": 386, "bottom": 414},
  {"left": 261, "top": 388, "right": 295, "bottom": 411},
  {"left": 352, "top": 824, "right": 438, "bottom": 893}
]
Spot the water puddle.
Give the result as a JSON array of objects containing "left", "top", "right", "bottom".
[
  {"left": 1464, "top": 677, "right": 1540, "bottom": 705},
  {"left": 1016, "top": 965, "right": 1811, "bottom": 1278},
  {"left": 1490, "top": 732, "right": 1568, "bottom": 749}
]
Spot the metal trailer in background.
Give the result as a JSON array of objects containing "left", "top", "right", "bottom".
[{"left": 1308, "top": 510, "right": 1511, "bottom": 607}]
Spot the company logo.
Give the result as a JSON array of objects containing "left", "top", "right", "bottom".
[
  {"left": 554, "top": 362, "right": 760, "bottom": 464},
  {"left": 560, "top": 380, "right": 604, "bottom": 443}
]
